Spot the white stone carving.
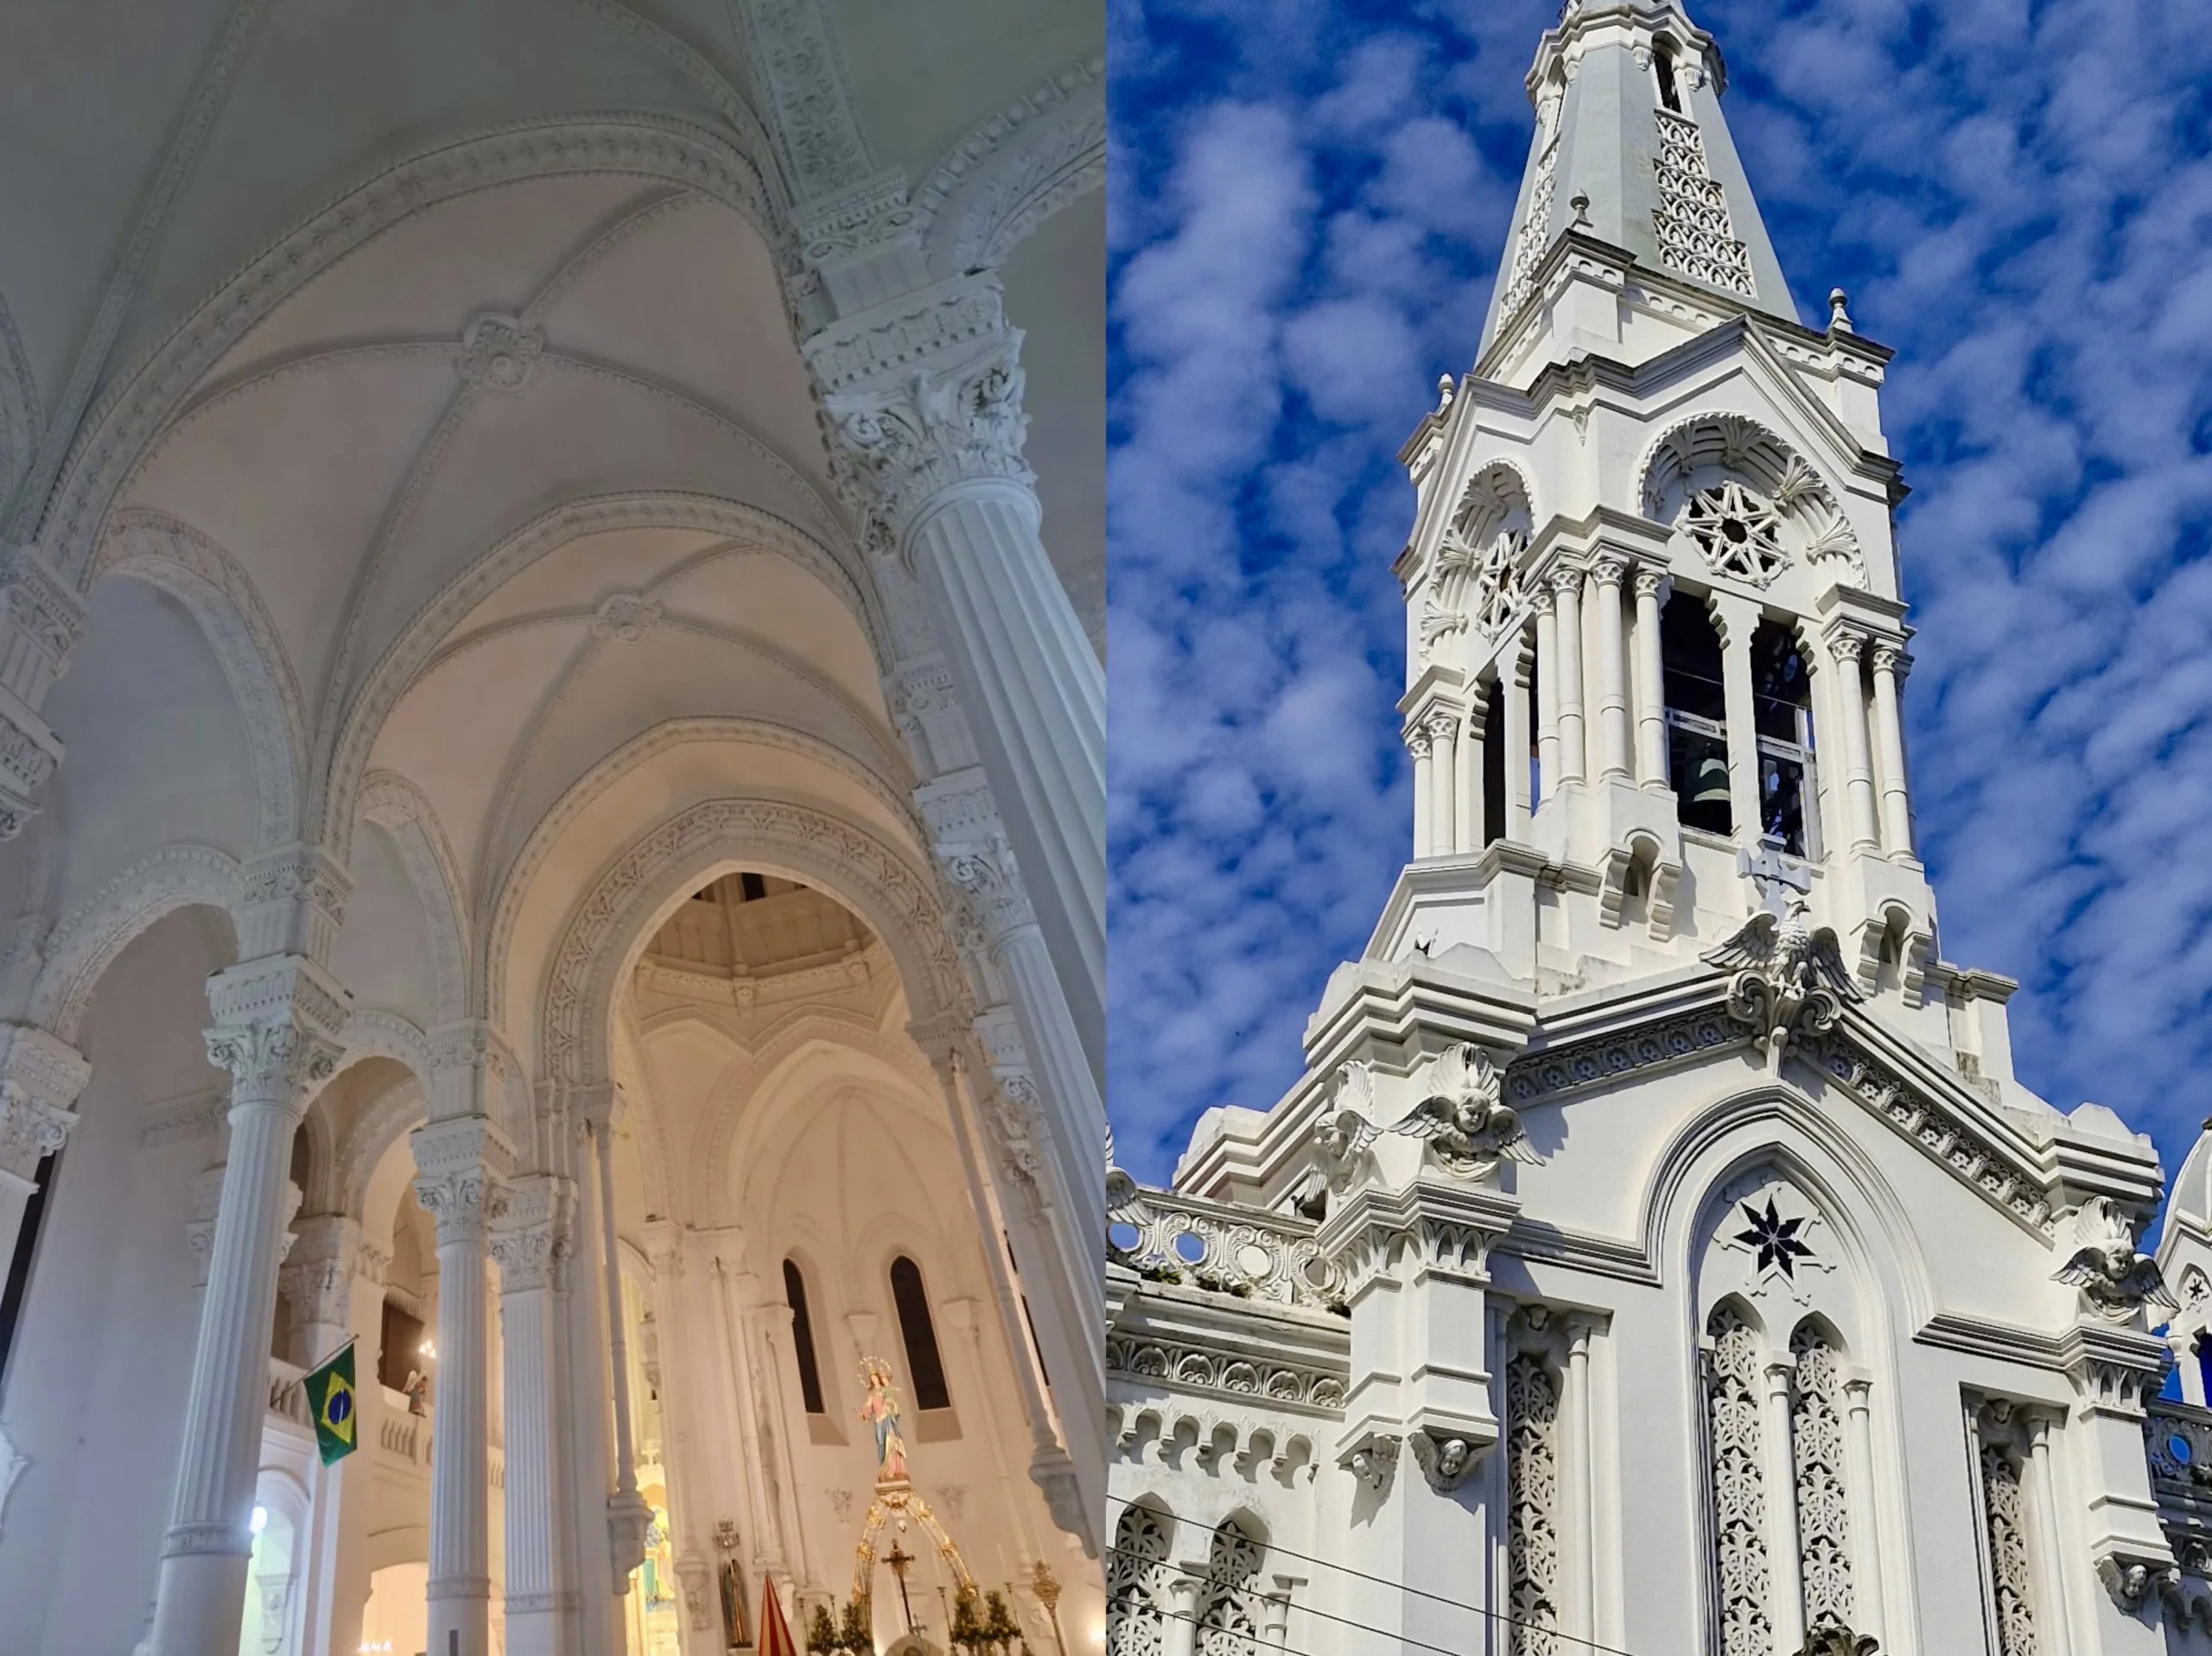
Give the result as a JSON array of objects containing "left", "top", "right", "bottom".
[{"left": 1650, "top": 109, "right": 1755, "bottom": 296}]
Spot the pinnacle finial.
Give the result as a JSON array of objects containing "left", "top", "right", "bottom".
[{"left": 1828, "top": 288, "right": 1854, "bottom": 334}]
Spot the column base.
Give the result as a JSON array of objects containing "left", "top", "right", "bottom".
[{"left": 147, "top": 1546, "right": 251, "bottom": 1656}]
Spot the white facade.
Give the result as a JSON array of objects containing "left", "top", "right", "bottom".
[
  {"left": 0, "top": 4, "right": 1105, "bottom": 1655},
  {"left": 1106, "top": 5, "right": 2212, "bottom": 1655}
]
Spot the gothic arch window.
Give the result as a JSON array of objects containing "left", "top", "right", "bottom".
[
  {"left": 1504, "top": 1349, "right": 1566, "bottom": 1654},
  {"left": 1105, "top": 1501, "right": 1173, "bottom": 1656},
  {"left": 782, "top": 1257, "right": 827, "bottom": 1416},
  {"left": 1705, "top": 1300, "right": 1774, "bottom": 1656},
  {"left": 889, "top": 1254, "right": 952, "bottom": 1411},
  {"left": 1198, "top": 1514, "right": 1267, "bottom": 1656},
  {"left": 1788, "top": 1321, "right": 1854, "bottom": 1632}
]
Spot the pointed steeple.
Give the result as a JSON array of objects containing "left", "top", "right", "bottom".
[{"left": 1478, "top": 0, "right": 1795, "bottom": 359}]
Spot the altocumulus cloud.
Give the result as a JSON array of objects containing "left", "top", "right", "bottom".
[{"left": 1107, "top": 0, "right": 2212, "bottom": 1186}]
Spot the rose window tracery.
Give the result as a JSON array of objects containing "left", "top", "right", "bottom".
[{"left": 1682, "top": 480, "right": 1787, "bottom": 587}]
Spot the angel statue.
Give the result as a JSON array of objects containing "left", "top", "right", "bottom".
[
  {"left": 1390, "top": 1044, "right": 1536, "bottom": 1178},
  {"left": 2052, "top": 1197, "right": 2177, "bottom": 1322},
  {"left": 1701, "top": 897, "right": 1860, "bottom": 1072},
  {"left": 859, "top": 1356, "right": 911, "bottom": 1486},
  {"left": 1292, "top": 1063, "right": 1382, "bottom": 1218}
]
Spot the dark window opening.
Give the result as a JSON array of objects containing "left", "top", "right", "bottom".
[
  {"left": 0, "top": 1150, "right": 57, "bottom": 1388},
  {"left": 1482, "top": 678, "right": 1508, "bottom": 847},
  {"left": 1661, "top": 594, "right": 1732, "bottom": 836},
  {"left": 783, "top": 1258, "right": 827, "bottom": 1414},
  {"left": 890, "top": 1255, "right": 951, "bottom": 1411},
  {"left": 1655, "top": 43, "right": 1683, "bottom": 113},
  {"left": 1751, "top": 622, "right": 1818, "bottom": 859}
]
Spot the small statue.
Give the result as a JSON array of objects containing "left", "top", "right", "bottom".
[
  {"left": 1391, "top": 1044, "right": 1536, "bottom": 1176},
  {"left": 2053, "top": 1197, "right": 2177, "bottom": 1321},
  {"left": 859, "top": 1356, "right": 911, "bottom": 1485}
]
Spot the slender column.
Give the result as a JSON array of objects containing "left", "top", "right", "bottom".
[
  {"left": 148, "top": 957, "right": 346, "bottom": 1656},
  {"left": 588, "top": 1112, "right": 655, "bottom": 1590},
  {"left": 0, "top": 1023, "right": 89, "bottom": 1274},
  {"left": 414, "top": 1115, "right": 512, "bottom": 1656},
  {"left": 1870, "top": 643, "right": 1914, "bottom": 855},
  {"left": 2027, "top": 1415, "right": 2077, "bottom": 1656},
  {"left": 1709, "top": 593, "right": 1762, "bottom": 846},
  {"left": 1824, "top": 631, "right": 1881, "bottom": 852},
  {"left": 493, "top": 1175, "right": 579, "bottom": 1656},
  {"left": 811, "top": 276, "right": 1103, "bottom": 1093},
  {"left": 1503, "top": 634, "right": 1534, "bottom": 834},
  {"left": 1548, "top": 568, "right": 1586, "bottom": 787},
  {"left": 1567, "top": 1323, "right": 1598, "bottom": 1643},
  {"left": 1841, "top": 1376, "right": 1883, "bottom": 1646},
  {"left": 1759, "top": 1355, "right": 1806, "bottom": 1654},
  {"left": 1630, "top": 567, "right": 1669, "bottom": 788},
  {"left": 1407, "top": 724, "right": 1434, "bottom": 858},
  {"left": 1531, "top": 590, "right": 1560, "bottom": 802},
  {"left": 1592, "top": 557, "right": 1631, "bottom": 781},
  {"left": 1426, "top": 708, "right": 1459, "bottom": 854}
]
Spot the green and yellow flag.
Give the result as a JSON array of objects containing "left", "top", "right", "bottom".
[{"left": 302, "top": 1340, "right": 359, "bottom": 1465}]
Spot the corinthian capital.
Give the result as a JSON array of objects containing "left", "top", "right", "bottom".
[{"left": 805, "top": 276, "right": 1035, "bottom": 554}]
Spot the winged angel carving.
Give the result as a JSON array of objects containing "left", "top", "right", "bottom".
[
  {"left": 2052, "top": 1196, "right": 2177, "bottom": 1322},
  {"left": 1702, "top": 898, "right": 1860, "bottom": 1072}
]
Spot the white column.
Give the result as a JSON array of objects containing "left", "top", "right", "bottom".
[
  {"left": 414, "top": 1115, "right": 513, "bottom": 1656},
  {"left": 1841, "top": 1375, "right": 1883, "bottom": 1646},
  {"left": 1630, "top": 567, "right": 1669, "bottom": 789},
  {"left": 1548, "top": 568, "right": 1586, "bottom": 787},
  {"left": 1825, "top": 631, "right": 1881, "bottom": 852},
  {"left": 812, "top": 277, "right": 1102, "bottom": 1093},
  {"left": 149, "top": 957, "right": 346, "bottom": 1656},
  {"left": 588, "top": 1112, "right": 654, "bottom": 1592},
  {"left": 1870, "top": 642, "right": 1914, "bottom": 855},
  {"left": 1426, "top": 707, "right": 1459, "bottom": 854},
  {"left": 2027, "top": 1415, "right": 2077, "bottom": 1656},
  {"left": 1503, "top": 636, "right": 1533, "bottom": 834},
  {"left": 1407, "top": 724, "right": 1434, "bottom": 858},
  {"left": 1709, "top": 593, "right": 1762, "bottom": 847},
  {"left": 0, "top": 1024, "right": 89, "bottom": 1277},
  {"left": 1759, "top": 1355, "right": 1805, "bottom": 1655},
  {"left": 493, "top": 1174, "right": 578, "bottom": 1656},
  {"left": 1567, "top": 1322, "right": 1598, "bottom": 1644},
  {"left": 1592, "top": 557, "right": 1630, "bottom": 781},
  {"left": 1531, "top": 590, "right": 1561, "bottom": 802}
]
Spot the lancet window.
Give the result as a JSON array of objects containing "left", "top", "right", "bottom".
[
  {"left": 1788, "top": 1323, "right": 1854, "bottom": 1631},
  {"left": 1705, "top": 1304, "right": 1774, "bottom": 1656},
  {"left": 1197, "top": 1516, "right": 1267, "bottom": 1656},
  {"left": 890, "top": 1253, "right": 952, "bottom": 1410},
  {"left": 782, "top": 1258, "right": 827, "bottom": 1415},
  {"left": 1661, "top": 593, "right": 1732, "bottom": 837},
  {"left": 1751, "top": 622, "right": 1817, "bottom": 859},
  {"left": 1505, "top": 1350, "right": 1566, "bottom": 1655},
  {"left": 1105, "top": 1502, "right": 1174, "bottom": 1656}
]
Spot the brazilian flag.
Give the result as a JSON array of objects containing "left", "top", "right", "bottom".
[{"left": 302, "top": 1341, "right": 359, "bottom": 1465}]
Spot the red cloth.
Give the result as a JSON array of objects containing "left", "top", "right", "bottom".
[{"left": 758, "top": 1577, "right": 800, "bottom": 1656}]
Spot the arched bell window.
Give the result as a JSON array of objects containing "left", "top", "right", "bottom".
[
  {"left": 782, "top": 1257, "right": 826, "bottom": 1415},
  {"left": 889, "top": 1254, "right": 952, "bottom": 1411}
]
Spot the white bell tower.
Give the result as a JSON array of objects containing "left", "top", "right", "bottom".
[{"left": 1389, "top": 0, "right": 1937, "bottom": 1010}]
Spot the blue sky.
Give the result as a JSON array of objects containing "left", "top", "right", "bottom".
[{"left": 1106, "top": 0, "right": 2212, "bottom": 1187}]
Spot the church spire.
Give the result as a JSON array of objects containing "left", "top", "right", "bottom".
[{"left": 1478, "top": 0, "right": 1796, "bottom": 360}]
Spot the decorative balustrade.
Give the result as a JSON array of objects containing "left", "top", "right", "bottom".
[{"left": 1106, "top": 1170, "right": 1344, "bottom": 1310}]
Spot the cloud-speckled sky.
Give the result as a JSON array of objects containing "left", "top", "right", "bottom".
[{"left": 1107, "top": 0, "right": 2212, "bottom": 1186}]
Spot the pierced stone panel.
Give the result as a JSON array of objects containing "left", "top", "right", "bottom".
[
  {"left": 1651, "top": 109, "right": 1755, "bottom": 297},
  {"left": 1707, "top": 1305, "right": 1774, "bottom": 1656},
  {"left": 1505, "top": 1353, "right": 1564, "bottom": 1656},
  {"left": 1106, "top": 1503, "right": 1173, "bottom": 1656},
  {"left": 1789, "top": 1326, "right": 1855, "bottom": 1631}
]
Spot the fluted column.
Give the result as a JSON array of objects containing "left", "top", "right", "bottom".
[
  {"left": 1759, "top": 1355, "right": 1805, "bottom": 1654},
  {"left": 0, "top": 543, "right": 87, "bottom": 838},
  {"left": 1592, "top": 557, "right": 1630, "bottom": 781},
  {"left": 1841, "top": 1375, "right": 1883, "bottom": 1646},
  {"left": 1548, "top": 568, "right": 1586, "bottom": 788},
  {"left": 1825, "top": 631, "right": 1881, "bottom": 852},
  {"left": 1870, "top": 643, "right": 1914, "bottom": 855},
  {"left": 0, "top": 1023, "right": 89, "bottom": 1276},
  {"left": 148, "top": 955, "right": 346, "bottom": 1656},
  {"left": 414, "top": 1114, "right": 513, "bottom": 1656},
  {"left": 1425, "top": 707, "right": 1459, "bottom": 853},
  {"left": 1531, "top": 589, "right": 1560, "bottom": 803},
  {"left": 810, "top": 276, "right": 1103, "bottom": 1092},
  {"left": 1407, "top": 723, "right": 1434, "bottom": 858},
  {"left": 1630, "top": 567, "right": 1668, "bottom": 788},
  {"left": 493, "top": 1174, "right": 579, "bottom": 1656}
]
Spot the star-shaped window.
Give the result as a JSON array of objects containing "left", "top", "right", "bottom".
[{"left": 1735, "top": 1197, "right": 1814, "bottom": 1278}]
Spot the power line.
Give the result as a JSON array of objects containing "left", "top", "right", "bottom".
[{"left": 1106, "top": 1495, "right": 1648, "bottom": 1656}]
